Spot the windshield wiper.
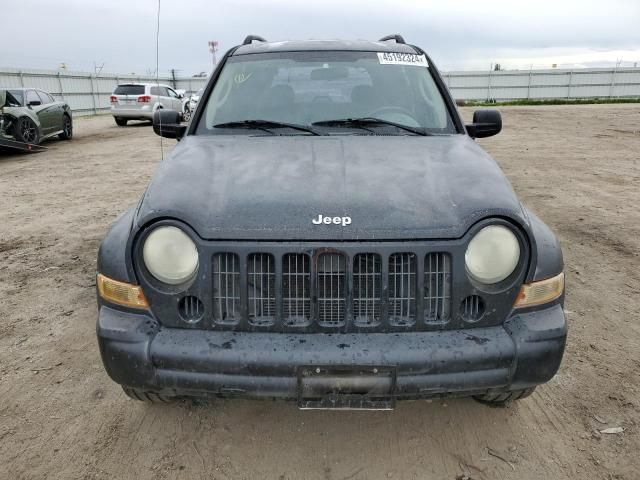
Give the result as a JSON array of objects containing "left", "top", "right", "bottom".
[
  {"left": 213, "top": 120, "right": 321, "bottom": 136},
  {"left": 312, "top": 117, "right": 430, "bottom": 136}
]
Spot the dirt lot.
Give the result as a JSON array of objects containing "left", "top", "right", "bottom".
[{"left": 1, "top": 105, "right": 639, "bottom": 480}]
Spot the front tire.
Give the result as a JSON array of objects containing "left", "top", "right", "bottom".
[
  {"left": 114, "top": 117, "right": 128, "bottom": 127},
  {"left": 122, "top": 386, "right": 175, "bottom": 403},
  {"left": 58, "top": 114, "right": 73, "bottom": 140},
  {"left": 473, "top": 387, "right": 536, "bottom": 406},
  {"left": 14, "top": 117, "right": 40, "bottom": 144}
]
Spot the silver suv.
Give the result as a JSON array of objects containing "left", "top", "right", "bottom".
[{"left": 110, "top": 83, "right": 184, "bottom": 126}]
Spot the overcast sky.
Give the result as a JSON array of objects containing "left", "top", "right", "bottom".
[{"left": 2, "top": 0, "right": 639, "bottom": 74}]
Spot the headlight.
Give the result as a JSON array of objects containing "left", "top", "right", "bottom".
[
  {"left": 465, "top": 225, "right": 520, "bottom": 284},
  {"left": 142, "top": 226, "right": 199, "bottom": 284}
]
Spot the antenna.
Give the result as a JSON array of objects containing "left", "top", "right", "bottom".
[{"left": 155, "top": 0, "right": 163, "bottom": 161}]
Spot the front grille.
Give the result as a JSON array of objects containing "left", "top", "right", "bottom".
[
  {"left": 317, "top": 253, "right": 346, "bottom": 325},
  {"left": 247, "top": 253, "right": 275, "bottom": 324},
  {"left": 212, "top": 253, "right": 240, "bottom": 323},
  {"left": 388, "top": 253, "right": 416, "bottom": 325},
  {"left": 209, "top": 249, "right": 453, "bottom": 331}
]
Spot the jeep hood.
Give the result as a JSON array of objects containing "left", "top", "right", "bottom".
[{"left": 135, "top": 135, "right": 527, "bottom": 240}]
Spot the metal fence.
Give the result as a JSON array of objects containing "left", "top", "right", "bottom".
[
  {"left": 1, "top": 66, "right": 639, "bottom": 116},
  {"left": 0, "top": 68, "right": 208, "bottom": 116},
  {"left": 444, "top": 67, "right": 640, "bottom": 101}
]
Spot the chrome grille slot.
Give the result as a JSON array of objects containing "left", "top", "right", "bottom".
[
  {"left": 282, "top": 253, "right": 311, "bottom": 325},
  {"left": 353, "top": 253, "right": 381, "bottom": 325},
  {"left": 212, "top": 253, "right": 240, "bottom": 324},
  {"left": 247, "top": 253, "right": 275, "bottom": 324},
  {"left": 178, "top": 296, "right": 204, "bottom": 324},
  {"left": 461, "top": 295, "right": 485, "bottom": 322},
  {"left": 317, "top": 253, "right": 346, "bottom": 325},
  {"left": 388, "top": 253, "right": 416, "bottom": 324},
  {"left": 424, "top": 253, "right": 452, "bottom": 323}
]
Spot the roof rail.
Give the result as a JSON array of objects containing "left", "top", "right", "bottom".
[
  {"left": 243, "top": 35, "right": 267, "bottom": 45},
  {"left": 379, "top": 34, "right": 406, "bottom": 44}
]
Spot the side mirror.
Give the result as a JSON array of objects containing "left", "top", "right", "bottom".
[
  {"left": 466, "top": 109, "right": 502, "bottom": 138},
  {"left": 153, "top": 109, "right": 186, "bottom": 140},
  {"left": 28, "top": 100, "right": 42, "bottom": 107}
]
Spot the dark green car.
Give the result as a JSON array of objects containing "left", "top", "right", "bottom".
[{"left": 0, "top": 88, "right": 73, "bottom": 145}]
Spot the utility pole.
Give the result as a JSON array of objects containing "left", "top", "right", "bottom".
[
  {"left": 208, "top": 40, "right": 219, "bottom": 71},
  {"left": 171, "top": 68, "right": 177, "bottom": 88}
]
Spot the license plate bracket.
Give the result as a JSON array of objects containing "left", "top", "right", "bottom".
[{"left": 297, "top": 365, "right": 397, "bottom": 410}]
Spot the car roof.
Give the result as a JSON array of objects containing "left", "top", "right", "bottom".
[{"left": 232, "top": 39, "right": 420, "bottom": 56}]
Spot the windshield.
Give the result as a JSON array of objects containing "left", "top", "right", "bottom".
[
  {"left": 196, "top": 51, "right": 457, "bottom": 135},
  {"left": 6, "top": 90, "right": 24, "bottom": 106}
]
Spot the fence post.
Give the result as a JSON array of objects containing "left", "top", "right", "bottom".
[
  {"left": 609, "top": 67, "right": 617, "bottom": 98},
  {"left": 57, "top": 71, "right": 65, "bottom": 100},
  {"left": 567, "top": 70, "right": 573, "bottom": 99},
  {"left": 526, "top": 68, "right": 532, "bottom": 99},
  {"left": 487, "top": 66, "right": 493, "bottom": 101},
  {"left": 19, "top": 70, "right": 24, "bottom": 87},
  {"left": 89, "top": 74, "right": 97, "bottom": 115}
]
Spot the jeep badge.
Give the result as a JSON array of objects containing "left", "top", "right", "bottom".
[{"left": 312, "top": 214, "right": 352, "bottom": 226}]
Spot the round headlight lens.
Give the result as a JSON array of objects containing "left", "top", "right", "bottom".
[
  {"left": 465, "top": 225, "right": 520, "bottom": 284},
  {"left": 143, "top": 226, "right": 199, "bottom": 285}
]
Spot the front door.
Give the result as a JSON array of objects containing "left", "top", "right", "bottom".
[
  {"left": 25, "top": 90, "right": 52, "bottom": 134},
  {"left": 37, "top": 91, "right": 64, "bottom": 133}
]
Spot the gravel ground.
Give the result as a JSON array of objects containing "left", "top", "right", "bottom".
[{"left": 0, "top": 105, "right": 639, "bottom": 480}]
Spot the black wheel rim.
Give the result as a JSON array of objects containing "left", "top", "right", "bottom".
[
  {"left": 21, "top": 120, "right": 37, "bottom": 143},
  {"left": 64, "top": 117, "right": 72, "bottom": 136}
]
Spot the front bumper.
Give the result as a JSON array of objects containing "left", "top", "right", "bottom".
[{"left": 97, "top": 304, "right": 566, "bottom": 399}]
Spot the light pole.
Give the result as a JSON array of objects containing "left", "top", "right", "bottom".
[{"left": 208, "top": 41, "right": 219, "bottom": 72}]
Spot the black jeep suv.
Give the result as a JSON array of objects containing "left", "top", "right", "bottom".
[{"left": 96, "top": 35, "right": 566, "bottom": 408}]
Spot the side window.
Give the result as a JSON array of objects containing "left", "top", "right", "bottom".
[
  {"left": 37, "top": 91, "right": 53, "bottom": 104},
  {"left": 160, "top": 87, "right": 170, "bottom": 97},
  {"left": 150, "top": 86, "right": 159, "bottom": 96},
  {"left": 167, "top": 88, "right": 178, "bottom": 98},
  {"left": 26, "top": 90, "right": 41, "bottom": 105}
]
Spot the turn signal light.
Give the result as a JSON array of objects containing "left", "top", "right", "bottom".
[
  {"left": 514, "top": 272, "right": 565, "bottom": 308},
  {"left": 110, "top": 95, "right": 117, "bottom": 103},
  {"left": 97, "top": 274, "right": 149, "bottom": 309}
]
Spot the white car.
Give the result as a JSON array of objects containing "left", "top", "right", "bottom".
[
  {"left": 110, "top": 83, "right": 184, "bottom": 126},
  {"left": 182, "top": 88, "right": 204, "bottom": 122}
]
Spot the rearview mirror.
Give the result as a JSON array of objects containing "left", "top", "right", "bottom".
[
  {"left": 466, "top": 109, "right": 502, "bottom": 138},
  {"left": 310, "top": 66, "right": 349, "bottom": 81},
  {"left": 153, "top": 109, "right": 186, "bottom": 140}
]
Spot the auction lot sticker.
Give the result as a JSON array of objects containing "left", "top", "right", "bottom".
[{"left": 377, "top": 52, "right": 429, "bottom": 67}]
